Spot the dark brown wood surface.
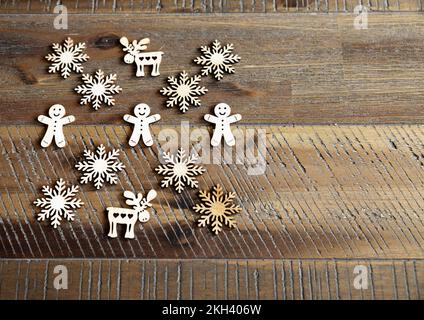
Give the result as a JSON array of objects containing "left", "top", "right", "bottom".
[
  {"left": 3, "top": 14, "right": 424, "bottom": 125},
  {"left": 1, "top": 5, "right": 424, "bottom": 299}
]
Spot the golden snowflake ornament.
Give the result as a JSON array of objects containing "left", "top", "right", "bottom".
[
  {"left": 193, "top": 184, "right": 241, "bottom": 235},
  {"left": 155, "top": 148, "right": 205, "bottom": 193},
  {"left": 194, "top": 40, "right": 241, "bottom": 81},
  {"left": 45, "top": 37, "right": 89, "bottom": 78}
]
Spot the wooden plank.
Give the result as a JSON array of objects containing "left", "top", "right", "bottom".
[
  {"left": 0, "top": 0, "right": 421, "bottom": 13},
  {"left": 1, "top": 125, "right": 424, "bottom": 259},
  {"left": 0, "top": 258, "right": 422, "bottom": 299},
  {"left": 2, "top": 14, "right": 424, "bottom": 125}
]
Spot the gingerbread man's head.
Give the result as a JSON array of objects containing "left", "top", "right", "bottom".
[
  {"left": 48, "top": 104, "right": 66, "bottom": 118},
  {"left": 134, "top": 103, "right": 151, "bottom": 118},
  {"left": 214, "top": 103, "right": 231, "bottom": 117}
]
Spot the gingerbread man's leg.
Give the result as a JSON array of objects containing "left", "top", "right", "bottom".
[
  {"left": 223, "top": 128, "right": 236, "bottom": 146},
  {"left": 142, "top": 126, "right": 154, "bottom": 147},
  {"left": 128, "top": 125, "right": 142, "bottom": 147},
  {"left": 211, "top": 128, "right": 224, "bottom": 147},
  {"left": 54, "top": 125, "right": 67, "bottom": 148},
  {"left": 41, "top": 127, "right": 54, "bottom": 148}
]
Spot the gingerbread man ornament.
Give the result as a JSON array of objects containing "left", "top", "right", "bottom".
[
  {"left": 124, "top": 103, "right": 161, "bottom": 147},
  {"left": 204, "top": 103, "right": 241, "bottom": 147},
  {"left": 38, "top": 104, "right": 75, "bottom": 148}
]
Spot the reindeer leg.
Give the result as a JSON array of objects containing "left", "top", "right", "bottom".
[
  {"left": 108, "top": 221, "right": 117, "bottom": 238},
  {"left": 140, "top": 64, "right": 145, "bottom": 77},
  {"left": 136, "top": 62, "right": 142, "bottom": 77},
  {"left": 152, "top": 62, "right": 160, "bottom": 77},
  {"left": 125, "top": 223, "right": 135, "bottom": 239}
]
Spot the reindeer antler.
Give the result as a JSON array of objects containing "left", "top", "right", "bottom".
[
  {"left": 132, "top": 38, "right": 150, "bottom": 51},
  {"left": 124, "top": 191, "right": 138, "bottom": 207}
]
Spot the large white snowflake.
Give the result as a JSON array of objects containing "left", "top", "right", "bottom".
[
  {"left": 75, "top": 144, "right": 125, "bottom": 189},
  {"left": 194, "top": 40, "right": 241, "bottom": 81},
  {"left": 33, "top": 179, "right": 84, "bottom": 229},
  {"left": 155, "top": 148, "right": 205, "bottom": 193},
  {"left": 45, "top": 37, "right": 90, "bottom": 78},
  {"left": 193, "top": 184, "right": 241, "bottom": 235},
  {"left": 160, "top": 71, "right": 208, "bottom": 113},
  {"left": 75, "top": 69, "right": 122, "bottom": 110}
]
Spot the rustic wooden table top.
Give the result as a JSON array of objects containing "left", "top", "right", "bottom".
[{"left": 1, "top": 0, "right": 424, "bottom": 300}]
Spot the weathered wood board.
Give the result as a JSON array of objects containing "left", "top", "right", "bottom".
[
  {"left": 1, "top": 10, "right": 424, "bottom": 299},
  {"left": 2, "top": 14, "right": 424, "bottom": 125},
  {"left": 1, "top": 259, "right": 423, "bottom": 300}
]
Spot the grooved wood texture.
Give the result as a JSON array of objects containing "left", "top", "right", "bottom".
[
  {"left": 1, "top": 259, "right": 423, "bottom": 300},
  {"left": 2, "top": 125, "right": 424, "bottom": 260},
  {"left": 0, "top": 0, "right": 422, "bottom": 13}
]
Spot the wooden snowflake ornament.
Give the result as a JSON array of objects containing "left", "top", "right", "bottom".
[
  {"left": 120, "top": 37, "right": 164, "bottom": 77},
  {"left": 107, "top": 189, "right": 157, "bottom": 239},
  {"left": 34, "top": 179, "right": 84, "bottom": 228},
  {"left": 75, "top": 69, "right": 122, "bottom": 110},
  {"left": 194, "top": 40, "right": 241, "bottom": 80},
  {"left": 155, "top": 148, "right": 205, "bottom": 193},
  {"left": 193, "top": 184, "right": 241, "bottom": 235},
  {"left": 75, "top": 144, "right": 125, "bottom": 189},
  {"left": 38, "top": 104, "right": 75, "bottom": 148},
  {"left": 45, "top": 37, "right": 89, "bottom": 78},
  {"left": 160, "top": 71, "right": 208, "bottom": 113}
]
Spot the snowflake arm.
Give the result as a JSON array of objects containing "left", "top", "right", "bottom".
[
  {"left": 33, "top": 179, "right": 83, "bottom": 229},
  {"left": 45, "top": 37, "right": 89, "bottom": 78},
  {"left": 194, "top": 40, "right": 241, "bottom": 81}
]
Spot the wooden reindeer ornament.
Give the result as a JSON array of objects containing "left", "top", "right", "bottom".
[
  {"left": 107, "top": 189, "right": 157, "bottom": 239},
  {"left": 120, "top": 37, "right": 164, "bottom": 77}
]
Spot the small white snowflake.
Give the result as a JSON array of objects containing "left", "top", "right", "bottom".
[
  {"left": 160, "top": 71, "right": 208, "bottom": 113},
  {"left": 194, "top": 40, "right": 241, "bottom": 81},
  {"left": 75, "top": 69, "right": 122, "bottom": 110},
  {"left": 155, "top": 148, "right": 205, "bottom": 193},
  {"left": 33, "top": 179, "right": 84, "bottom": 229},
  {"left": 75, "top": 144, "right": 125, "bottom": 189},
  {"left": 45, "top": 37, "right": 90, "bottom": 79}
]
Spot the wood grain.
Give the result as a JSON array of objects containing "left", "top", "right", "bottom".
[
  {"left": 0, "top": 258, "right": 422, "bottom": 299},
  {"left": 1, "top": 6, "right": 424, "bottom": 300},
  {"left": 2, "top": 125, "right": 424, "bottom": 260},
  {"left": 2, "top": 14, "right": 424, "bottom": 125},
  {"left": 0, "top": 0, "right": 422, "bottom": 13}
]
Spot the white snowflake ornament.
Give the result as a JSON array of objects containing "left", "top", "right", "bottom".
[
  {"left": 194, "top": 40, "right": 241, "bottom": 81},
  {"left": 75, "top": 69, "right": 122, "bottom": 110},
  {"left": 160, "top": 71, "right": 208, "bottom": 113},
  {"left": 155, "top": 148, "right": 205, "bottom": 193},
  {"left": 33, "top": 179, "right": 84, "bottom": 229},
  {"left": 75, "top": 144, "right": 125, "bottom": 189},
  {"left": 45, "top": 37, "right": 89, "bottom": 78}
]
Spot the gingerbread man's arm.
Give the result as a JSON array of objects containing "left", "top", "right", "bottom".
[
  {"left": 61, "top": 115, "right": 76, "bottom": 124},
  {"left": 204, "top": 114, "right": 218, "bottom": 124},
  {"left": 123, "top": 114, "right": 138, "bottom": 124},
  {"left": 38, "top": 115, "right": 52, "bottom": 125},
  {"left": 147, "top": 114, "right": 161, "bottom": 124},
  {"left": 227, "top": 114, "right": 242, "bottom": 124}
]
